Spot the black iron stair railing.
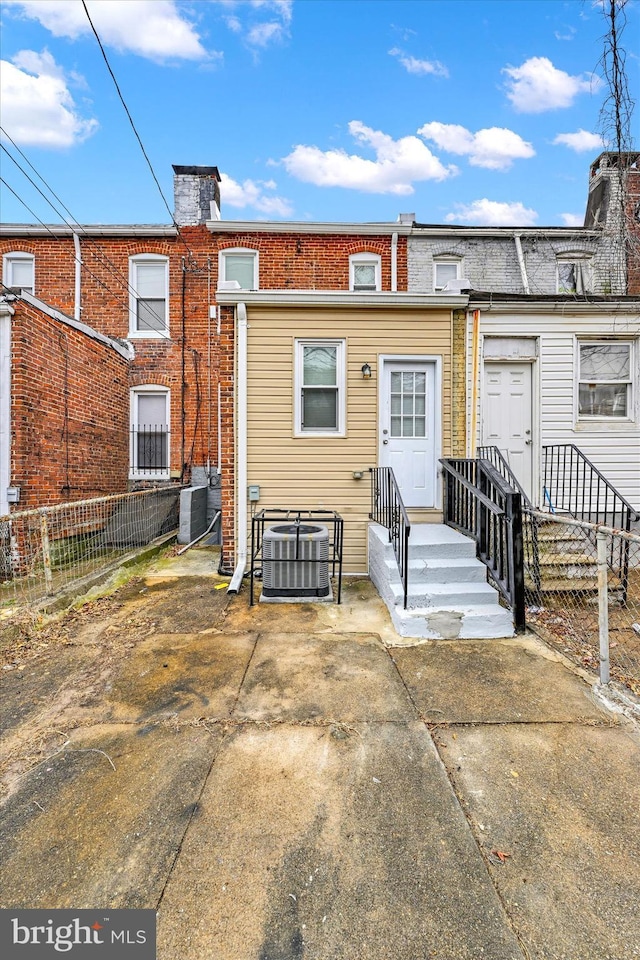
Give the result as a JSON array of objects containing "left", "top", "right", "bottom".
[
  {"left": 440, "top": 457, "right": 526, "bottom": 633},
  {"left": 369, "top": 467, "right": 411, "bottom": 608}
]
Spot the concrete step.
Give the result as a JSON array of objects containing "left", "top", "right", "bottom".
[
  {"left": 390, "top": 602, "right": 515, "bottom": 640},
  {"left": 406, "top": 524, "right": 477, "bottom": 560},
  {"left": 392, "top": 556, "right": 488, "bottom": 584},
  {"left": 390, "top": 579, "right": 504, "bottom": 610}
]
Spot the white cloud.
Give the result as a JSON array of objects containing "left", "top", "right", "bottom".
[
  {"left": 555, "top": 26, "right": 577, "bottom": 41},
  {"left": 389, "top": 48, "right": 449, "bottom": 78},
  {"left": 503, "top": 56, "right": 598, "bottom": 113},
  {"left": 418, "top": 121, "right": 534, "bottom": 170},
  {"left": 445, "top": 199, "right": 538, "bottom": 226},
  {"left": 560, "top": 212, "right": 584, "bottom": 226},
  {"left": 220, "top": 172, "right": 293, "bottom": 217},
  {"left": 220, "top": 0, "right": 292, "bottom": 48},
  {"left": 282, "top": 121, "right": 457, "bottom": 195},
  {"left": 553, "top": 129, "right": 605, "bottom": 152},
  {"left": 0, "top": 49, "right": 98, "bottom": 148},
  {"left": 4, "top": 0, "right": 208, "bottom": 61}
]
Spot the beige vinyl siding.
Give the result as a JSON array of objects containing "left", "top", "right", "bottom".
[
  {"left": 470, "top": 309, "right": 640, "bottom": 509},
  {"left": 244, "top": 305, "right": 453, "bottom": 572}
]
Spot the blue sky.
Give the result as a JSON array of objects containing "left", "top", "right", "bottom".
[{"left": 1, "top": 0, "right": 637, "bottom": 227}]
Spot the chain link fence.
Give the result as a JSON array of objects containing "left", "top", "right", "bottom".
[
  {"left": 524, "top": 510, "right": 640, "bottom": 697},
  {"left": 1, "top": 487, "right": 181, "bottom": 610}
]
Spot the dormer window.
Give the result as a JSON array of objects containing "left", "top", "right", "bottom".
[
  {"left": 434, "top": 260, "right": 460, "bottom": 292},
  {"left": 3, "top": 253, "right": 34, "bottom": 294},
  {"left": 558, "top": 257, "right": 592, "bottom": 294},
  {"left": 350, "top": 253, "right": 381, "bottom": 292},
  {"left": 219, "top": 249, "right": 258, "bottom": 290}
]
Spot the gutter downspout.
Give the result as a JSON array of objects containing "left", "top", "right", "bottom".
[
  {"left": 228, "top": 301, "right": 247, "bottom": 593},
  {"left": 73, "top": 231, "right": 82, "bottom": 321},
  {"left": 468, "top": 309, "right": 481, "bottom": 457},
  {"left": 391, "top": 231, "right": 398, "bottom": 292},
  {"left": 514, "top": 233, "right": 530, "bottom": 294}
]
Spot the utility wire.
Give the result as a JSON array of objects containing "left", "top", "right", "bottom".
[
  {"left": 80, "top": 0, "right": 197, "bottom": 267},
  {"left": 1, "top": 139, "right": 173, "bottom": 340}
]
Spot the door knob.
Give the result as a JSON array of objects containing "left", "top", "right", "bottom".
[
  {"left": 383, "top": 439, "right": 389, "bottom": 445},
  {"left": 525, "top": 439, "right": 532, "bottom": 445}
]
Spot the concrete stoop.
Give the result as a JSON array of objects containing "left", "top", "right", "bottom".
[{"left": 369, "top": 522, "right": 515, "bottom": 640}]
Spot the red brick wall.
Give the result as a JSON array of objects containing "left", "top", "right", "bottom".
[
  {"left": 10, "top": 300, "right": 129, "bottom": 509},
  {"left": 3, "top": 227, "right": 407, "bottom": 560},
  {"left": 625, "top": 166, "right": 640, "bottom": 294}
]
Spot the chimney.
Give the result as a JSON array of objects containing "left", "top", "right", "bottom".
[
  {"left": 173, "top": 165, "right": 222, "bottom": 225},
  {"left": 584, "top": 151, "right": 639, "bottom": 229},
  {"left": 397, "top": 213, "right": 415, "bottom": 224}
]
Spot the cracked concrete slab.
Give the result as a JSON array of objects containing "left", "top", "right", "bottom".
[
  {"left": 392, "top": 636, "right": 608, "bottom": 723},
  {"left": 437, "top": 722, "right": 640, "bottom": 960},
  {"left": 235, "top": 632, "right": 415, "bottom": 723},
  {"left": 158, "top": 721, "right": 524, "bottom": 960},
  {"left": 0, "top": 723, "right": 222, "bottom": 910}
]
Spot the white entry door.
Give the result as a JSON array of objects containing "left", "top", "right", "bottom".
[
  {"left": 381, "top": 361, "right": 436, "bottom": 507},
  {"left": 482, "top": 362, "right": 533, "bottom": 497}
]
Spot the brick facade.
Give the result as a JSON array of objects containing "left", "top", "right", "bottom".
[{"left": 9, "top": 298, "right": 129, "bottom": 509}]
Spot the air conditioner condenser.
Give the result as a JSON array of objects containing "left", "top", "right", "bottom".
[{"left": 262, "top": 523, "right": 330, "bottom": 598}]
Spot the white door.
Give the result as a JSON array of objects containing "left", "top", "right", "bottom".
[
  {"left": 482, "top": 362, "right": 533, "bottom": 497},
  {"left": 381, "top": 361, "right": 436, "bottom": 507}
]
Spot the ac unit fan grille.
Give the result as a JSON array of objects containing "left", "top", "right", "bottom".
[{"left": 262, "top": 523, "right": 330, "bottom": 597}]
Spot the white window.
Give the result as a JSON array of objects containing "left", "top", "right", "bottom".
[
  {"left": 129, "top": 255, "right": 169, "bottom": 337},
  {"left": 350, "top": 253, "right": 381, "bottom": 292},
  {"left": 130, "top": 386, "right": 170, "bottom": 477},
  {"left": 295, "top": 340, "right": 346, "bottom": 436},
  {"left": 3, "top": 253, "right": 34, "bottom": 294},
  {"left": 558, "top": 258, "right": 592, "bottom": 294},
  {"left": 578, "top": 342, "right": 633, "bottom": 419},
  {"left": 219, "top": 249, "right": 258, "bottom": 290},
  {"left": 434, "top": 260, "right": 460, "bottom": 292}
]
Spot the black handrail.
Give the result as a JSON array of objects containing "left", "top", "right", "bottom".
[
  {"left": 440, "top": 458, "right": 526, "bottom": 633},
  {"left": 369, "top": 467, "right": 411, "bottom": 608},
  {"left": 543, "top": 444, "right": 639, "bottom": 603}
]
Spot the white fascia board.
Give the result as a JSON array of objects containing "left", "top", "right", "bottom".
[
  {"left": 0, "top": 224, "right": 177, "bottom": 237},
  {"left": 215, "top": 290, "right": 468, "bottom": 308},
  {"left": 469, "top": 298, "right": 640, "bottom": 317},
  {"left": 412, "top": 225, "right": 601, "bottom": 239},
  {"left": 17, "top": 292, "right": 134, "bottom": 360},
  {"left": 206, "top": 220, "right": 412, "bottom": 235}
]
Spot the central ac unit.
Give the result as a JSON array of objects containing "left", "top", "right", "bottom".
[{"left": 262, "top": 523, "right": 330, "bottom": 598}]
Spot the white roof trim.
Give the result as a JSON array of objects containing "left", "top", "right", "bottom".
[
  {"left": 215, "top": 289, "right": 468, "bottom": 308},
  {"left": 10, "top": 292, "right": 134, "bottom": 359},
  {"left": 207, "top": 220, "right": 412, "bottom": 235},
  {"left": 0, "top": 224, "right": 177, "bottom": 238},
  {"left": 469, "top": 298, "right": 640, "bottom": 316}
]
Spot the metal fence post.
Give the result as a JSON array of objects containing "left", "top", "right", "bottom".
[
  {"left": 39, "top": 508, "right": 54, "bottom": 595},
  {"left": 596, "top": 528, "right": 610, "bottom": 685}
]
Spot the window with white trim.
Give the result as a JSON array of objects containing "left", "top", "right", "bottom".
[
  {"left": 578, "top": 341, "right": 633, "bottom": 419},
  {"left": 129, "top": 255, "right": 169, "bottom": 337},
  {"left": 433, "top": 260, "right": 460, "bottom": 292},
  {"left": 219, "top": 249, "right": 258, "bottom": 290},
  {"left": 3, "top": 252, "right": 34, "bottom": 294},
  {"left": 130, "top": 386, "right": 170, "bottom": 477},
  {"left": 349, "top": 253, "right": 381, "bottom": 292},
  {"left": 558, "top": 257, "right": 592, "bottom": 294},
  {"left": 295, "top": 340, "right": 345, "bottom": 436}
]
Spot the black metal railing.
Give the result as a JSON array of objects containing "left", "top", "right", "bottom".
[
  {"left": 369, "top": 467, "right": 411, "bottom": 608},
  {"left": 130, "top": 425, "right": 170, "bottom": 475},
  {"left": 440, "top": 458, "right": 526, "bottom": 632},
  {"left": 477, "top": 444, "right": 540, "bottom": 592},
  {"left": 542, "top": 443, "right": 639, "bottom": 603}
]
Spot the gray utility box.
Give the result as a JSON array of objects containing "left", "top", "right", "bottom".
[{"left": 262, "top": 523, "right": 330, "bottom": 598}]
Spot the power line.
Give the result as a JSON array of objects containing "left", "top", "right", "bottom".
[
  {"left": 80, "top": 0, "right": 197, "bottom": 267},
  {"left": 1, "top": 137, "right": 174, "bottom": 339}
]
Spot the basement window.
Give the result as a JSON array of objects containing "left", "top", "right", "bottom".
[{"left": 577, "top": 341, "right": 633, "bottom": 419}]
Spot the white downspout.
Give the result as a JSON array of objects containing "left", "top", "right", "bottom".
[
  {"left": 514, "top": 232, "right": 530, "bottom": 294},
  {"left": 0, "top": 303, "right": 14, "bottom": 517},
  {"left": 228, "top": 301, "right": 247, "bottom": 593},
  {"left": 73, "top": 231, "right": 82, "bottom": 321},
  {"left": 391, "top": 231, "right": 398, "bottom": 292}
]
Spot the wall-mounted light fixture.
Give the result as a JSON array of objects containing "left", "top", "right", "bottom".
[{"left": 361, "top": 363, "right": 372, "bottom": 379}]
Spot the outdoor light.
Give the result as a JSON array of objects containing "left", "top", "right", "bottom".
[{"left": 361, "top": 363, "right": 372, "bottom": 379}]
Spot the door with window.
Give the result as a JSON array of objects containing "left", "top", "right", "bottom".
[
  {"left": 380, "top": 361, "right": 436, "bottom": 507},
  {"left": 482, "top": 363, "right": 533, "bottom": 497}
]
